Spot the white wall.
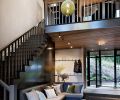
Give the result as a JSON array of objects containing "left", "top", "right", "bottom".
[
  {"left": 55, "top": 49, "right": 84, "bottom": 82},
  {"left": 0, "top": 0, "right": 44, "bottom": 50}
]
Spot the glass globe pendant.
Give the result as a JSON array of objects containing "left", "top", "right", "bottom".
[{"left": 61, "top": 0, "right": 75, "bottom": 16}]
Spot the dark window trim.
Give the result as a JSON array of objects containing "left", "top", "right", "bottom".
[{"left": 87, "top": 49, "right": 120, "bottom": 87}]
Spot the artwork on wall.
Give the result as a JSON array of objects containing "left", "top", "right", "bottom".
[{"left": 74, "top": 59, "right": 82, "bottom": 73}]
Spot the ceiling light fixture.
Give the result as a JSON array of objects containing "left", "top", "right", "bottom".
[
  {"left": 59, "top": 35, "right": 62, "bottom": 38},
  {"left": 58, "top": 33, "right": 62, "bottom": 38},
  {"left": 67, "top": 42, "right": 71, "bottom": 45},
  {"left": 70, "top": 46, "right": 73, "bottom": 48},
  {"left": 47, "top": 47, "right": 53, "bottom": 50},
  {"left": 98, "top": 40, "right": 106, "bottom": 46},
  {"left": 61, "top": 0, "right": 75, "bottom": 16}
]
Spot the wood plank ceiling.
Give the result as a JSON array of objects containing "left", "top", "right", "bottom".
[{"left": 49, "top": 27, "right": 120, "bottom": 50}]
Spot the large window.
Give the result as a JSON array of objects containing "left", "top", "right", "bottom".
[
  {"left": 116, "top": 56, "right": 120, "bottom": 87},
  {"left": 90, "top": 57, "right": 96, "bottom": 86},
  {"left": 116, "top": 51, "right": 120, "bottom": 87},
  {"left": 87, "top": 50, "right": 120, "bottom": 87},
  {"left": 101, "top": 50, "right": 114, "bottom": 87}
]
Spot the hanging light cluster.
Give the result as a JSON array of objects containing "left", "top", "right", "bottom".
[{"left": 61, "top": 0, "right": 75, "bottom": 16}]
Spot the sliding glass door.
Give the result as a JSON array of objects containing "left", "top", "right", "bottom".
[
  {"left": 116, "top": 56, "right": 120, "bottom": 87},
  {"left": 87, "top": 50, "right": 120, "bottom": 87},
  {"left": 116, "top": 50, "right": 120, "bottom": 87},
  {"left": 88, "top": 51, "right": 101, "bottom": 87},
  {"left": 89, "top": 57, "right": 96, "bottom": 86},
  {"left": 101, "top": 51, "right": 114, "bottom": 87},
  {"left": 101, "top": 57, "right": 114, "bottom": 86}
]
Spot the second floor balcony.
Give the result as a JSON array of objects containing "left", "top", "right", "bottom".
[{"left": 45, "top": 0, "right": 120, "bottom": 33}]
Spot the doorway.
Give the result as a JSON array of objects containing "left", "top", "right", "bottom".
[{"left": 87, "top": 50, "right": 120, "bottom": 87}]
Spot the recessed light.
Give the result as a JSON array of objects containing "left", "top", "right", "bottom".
[
  {"left": 59, "top": 35, "right": 62, "bottom": 38},
  {"left": 58, "top": 33, "right": 62, "bottom": 39},
  {"left": 67, "top": 42, "right": 71, "bottom": 45},
  {"left": 70, "top": 46, "right": 73, "bottom": 48},
  {"left": 98, "top": 40, "right": 106, "bottom": 46},
  {"left": 47, "top": 47, "right": 53, "bottom": 50}
]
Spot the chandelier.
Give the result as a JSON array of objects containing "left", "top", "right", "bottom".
[{"left": 61, "top": 0, "right": 75, "bottom": 16}]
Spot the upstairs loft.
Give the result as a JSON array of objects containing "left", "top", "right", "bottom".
[{"left": 45, "top": 0, "right": 120, "bottom": 33}]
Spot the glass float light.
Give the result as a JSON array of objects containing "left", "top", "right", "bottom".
[{"left": 61, "top": 0, "right": 75, "bottom": 16}]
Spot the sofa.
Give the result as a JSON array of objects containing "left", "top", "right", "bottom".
[{"left": 20, "top": 82, "right": 83, "bottom": 100}]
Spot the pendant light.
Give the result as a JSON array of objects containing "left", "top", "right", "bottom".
[{"left": 61, "top": 0, "right": 75, "bottom": 16}]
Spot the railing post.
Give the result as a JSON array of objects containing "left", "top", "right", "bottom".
[
  {"left": 44, "top": 0, "right": 48, "bottom": 25},
  {"left": 4, "top": 88, "right": 6, "bottom": 100},
  {"left": 9, "top": 85, "right": 17, "bottom": 100},
  {"left": 102, "top": 1, "right": 105, "bottom": 19},
  {"left": 72, "top": 0, "right": 75, "bottom": 23}
]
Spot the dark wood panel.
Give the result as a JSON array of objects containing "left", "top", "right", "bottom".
[{"left": 49, "top": 27, "right": 120, "bottom": 50}]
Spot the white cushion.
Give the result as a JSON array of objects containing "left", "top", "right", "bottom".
[
  {"left": 52, "top": 84, "right": 61, "bottom": 95},
  {"left": 36, "top": 90, "right": 47, "bottom": 100},
  {"left": 46, "top": 93, "right": 65, "bottom": 100},
  {"left": 44, "top": 88, "right": 57, "bottom": 99},
  {"left": 26, "top": 90, "right": 39, "bottom": 100}
]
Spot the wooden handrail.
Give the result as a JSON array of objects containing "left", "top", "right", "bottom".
[{"left": 0, "top": 20, "right": 44, "bottom": 53}]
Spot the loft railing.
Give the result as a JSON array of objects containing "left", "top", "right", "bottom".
[
  {"left": 45, "top": 0, "right": 120, "bottom": 26},
  {"left": 0, "top": 80, "right": 17, "bottom": 100}
]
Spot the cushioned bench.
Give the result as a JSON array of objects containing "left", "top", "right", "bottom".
[{"left": 20, "top": 82, "right": 83, "bottom": 100}]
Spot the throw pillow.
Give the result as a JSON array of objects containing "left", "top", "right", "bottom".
[
  {"left": 63, "top": 83, "right": 72, "bottom": 92},
  {"left": 74, "top": 84, "right": 83, "bottom": 93},
  {"left": 53, "top": 83, "right": 63, "bottom": 92},
  {"left": 36, "top": 90, "right": 47, "bottom": 100},
  {"left": 25, "top": 90, "right": 39, "bottom": 100},
  {"left": 52, "top": 84, "right": 62, "bottom": 95},
  {"left": 44, "top": 88, "right": 57, "bottom": 99},
  {"left": 45, "top": 86, "right": 53, "bottom": 89},
  {"left": 66, "top": 85, "right": 75, "bottom": 93}
]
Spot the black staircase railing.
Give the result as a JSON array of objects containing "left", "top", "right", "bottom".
[
  {"left": 0, "top": 20, "right": 45, "bottom": 85},
  {"left": 45, "top": 0, "right": 120, "bottom": 25}
]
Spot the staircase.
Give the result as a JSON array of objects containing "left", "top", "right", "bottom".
[{"left": 0, "top": 20, "right": 49, "bottom": 99}]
